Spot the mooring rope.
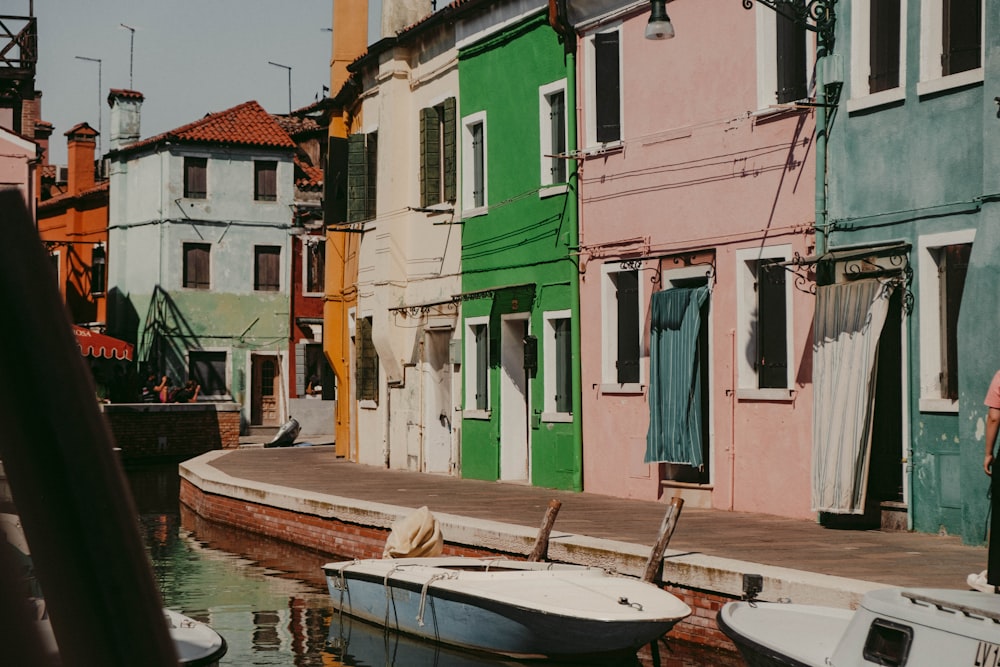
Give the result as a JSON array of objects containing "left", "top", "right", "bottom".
[{"left": 416, "top": 573, "right": 449, "bottom": 627}]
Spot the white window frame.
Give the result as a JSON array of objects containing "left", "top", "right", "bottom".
[
  {"left": 462, "top": 111, "right": 488, "bottom": 218},
  {"left": 302, "top": 235, "right": 325, "bottom": 297},
  {"left": 464, "top": 316, "right": 490, "bottom": 418},
  {"left": 753, "top": 5, "right": 817, "bottom": 111},
  {"left": 542, "top": 309, "right": 573, "bottom": 421},
  {"left": 539, "top": 79, "right": 568, "bottom": 195},
  {"left": 918, "top": 228, "right": 975, "bottom": 413},
  {"left": 847, "top": 0, "right": 907, "bottom": 112},
  {"left": 582, "top": 23, "right": 623, "bottom": 151},
  {"left": 600, "top": 262, "right": 645, "bottom": 393},
  {"left": 735, "top": 245, "right": 795, "bottom": 399},
  {"left": 917, "top": 0, "right": 984, "bottom": 97}
]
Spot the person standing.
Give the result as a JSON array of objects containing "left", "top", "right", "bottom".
[{"left": 969, "top": 370, "right": 1000, "bottom": 593}]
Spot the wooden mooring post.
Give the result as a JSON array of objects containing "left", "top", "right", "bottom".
[
  {"left": 527, "top": 498, "right": 563, "bottom": 562},
  {"left": 642, "top": 497, "right": 684, "bottom": 583}
]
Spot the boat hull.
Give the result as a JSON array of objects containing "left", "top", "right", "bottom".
[
  {"left": 324, "top": 557, "right": 690, "bottom": 660},
  {"left": 718, "top": 587, "right": 1000, "bottom": 667}
]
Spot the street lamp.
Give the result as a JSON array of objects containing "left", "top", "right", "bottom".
[
  {"left": 645, "top": 0, "right": 675, "bottom": 40},
  {"left": 268, "top": 61, "right": 292, "bottom": 115},
  {"left": 75, "top": 55, "right": 102, "bottom": 155}
]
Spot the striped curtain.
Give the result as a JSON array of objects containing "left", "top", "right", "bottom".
[
  {"left": 645, "top": 286, "right": 710, "bottom": 465},
  {"left": 812, "top": 279, "right": 895, "bottom": 513}
]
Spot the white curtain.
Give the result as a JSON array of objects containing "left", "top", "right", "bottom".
[{"left": 812, "top": 279, "right": 895, "bottom": 514}]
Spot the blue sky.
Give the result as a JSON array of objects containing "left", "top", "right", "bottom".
[{"left": 28, "top": 0, "right": 338, "bottom": 165}]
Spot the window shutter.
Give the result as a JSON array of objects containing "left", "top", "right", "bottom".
[
  {"left": 443, "top": 97, "right": 457, "bottom": 202},
  {"left": 550, "top": 91, "right": 566, "bottom": 183},
  {"left": 594, "top": 32, "right": 620, "bottom": 143},
  {"left": 757, "top": 260, "right": 788, "bottom": 389},
  {"left": 255, "top": 161, "right": 277, "bottom": 201},
  {"left": 420, "top": 107, "right": 440, "bottom": 207},
  {"left": 475, "top": 324, "right": 489, "bottom": 410},
  {"left": 184, "top": 157, "right": 207, "bottom": 198},
  {"left": 869, "top": 0, "right": 901, "bottom": 93},
  {"left": 555, "top": 318, "right": 572, "bottom": 413},
  {"left": 254, "top": 246, "right": 281, "bottom": 292},
  {"left": 366, "top": 132, "right": 378, "bottom": 220},
  {"left": 326, "top": 136, "right": 348, "bottom": 224},
  {"left": 472, "top": 123, "right": 484, "bottom": 208},
  {"left": 357, "top": 317, "right": 379, "bottom": 402},
  {"left": 775, "top": 7, "right": 807, "bottom": 103},
  {"left": 184, "top": 243, "right": 210, "bottom": 289},
  {"left": 942, "top": 0, "right": 981, "bottom": 75},
  {"left": 940, "top": 244, "right": 971, "bottom": 399},
  {"left": 616, "top": 271, "right": 639, "bottom": 384},
  {"left": 347, "top": 133, "right": 368, "bottom": 223}
]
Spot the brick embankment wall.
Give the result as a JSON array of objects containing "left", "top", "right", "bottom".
[
  {"left": 102, "top": 402, "right": 241, "bottom": 461},
  {"left": 179, "top": 478, "right": 741, "bottom": 654}
]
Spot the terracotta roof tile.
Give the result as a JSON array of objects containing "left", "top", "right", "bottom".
[
  {"left": 107, "top": 88, "right": 145, "bottom": 102},
  {"left": 274, "top": 114, "right": 323, "bottom": 137},
  {"left": 112, "top": 100, "right": 294, "bottom": 155},
  {"left": 38, "top": 181, "right": 109, "bottom": 210},
  {"left": 294, "top": 157, "right": 323, "bottom": 189}
]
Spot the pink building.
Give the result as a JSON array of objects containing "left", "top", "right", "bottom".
[
  {"left": 574, "top": 0, "right": 817, "bottom": 518},
  {"left": 0, "top": 126, "right": 38, "bottom": 216}
]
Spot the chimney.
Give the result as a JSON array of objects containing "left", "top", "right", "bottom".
[
  {"left": 380, "top": 0, "right": 432, "bottom": 39},
  {"left": 65, "top": 122, "right": 98, "bottom": 195},
  {"left": 107, "top": 89, "right": 144, "bottom": 151}
]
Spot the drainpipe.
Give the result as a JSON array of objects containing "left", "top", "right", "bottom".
[
  {"left": 550, "top": 0, "right": 583, "bottom": 492},
  {"left": 814, "top": 42, "right": 828, "bottom": 256}
]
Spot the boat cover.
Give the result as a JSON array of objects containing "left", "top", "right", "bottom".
[{"left": 383, "top": 506, "right": 443, "bottom": 558}]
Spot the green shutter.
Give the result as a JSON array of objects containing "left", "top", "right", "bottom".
[
  {"left": 555, "top": 318, "right": 572, "bottom": 413},
  {"left": 347, "top": 133, "right": 367, "bottom": 223},
  {"left": 443, "top": 97, "right": 457, "bottom": 202},
  {"left": 366, "top": 132, "right": 378, "bottom": 220},
  {"left": 420, "top": 107, "right": 440, "bottom": 207}
]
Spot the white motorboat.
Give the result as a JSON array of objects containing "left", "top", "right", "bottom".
[
  {"left": 718, "top": 586, "right": 1000, "bottom": 667},
  {"left": 323, "top": 556, "right": 692, "bottom": 661}
]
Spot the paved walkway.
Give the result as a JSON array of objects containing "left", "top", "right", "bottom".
[{"left": 208, "top": 443, "right": 987, "bottom": 591}]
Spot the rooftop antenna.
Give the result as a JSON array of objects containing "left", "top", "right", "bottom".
[
  {"left": 120, "top": 24, "right": 136, "bottom": 89},
  {"left": 268, "top": 61, "right": 292, "bottom": 115},
  {"left": 74, "top": 55, "right": 102, "bottom": 156}
]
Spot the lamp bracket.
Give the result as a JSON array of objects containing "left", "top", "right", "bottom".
[{"left": 742, "top": 0, "right": 837, "bottom": 46}]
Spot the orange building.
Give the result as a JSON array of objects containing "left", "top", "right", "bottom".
[
  {"left": 36, "top": 122, "right": 109, "bottom": 326},
  {"left": 324, "top": 0, "right": 369, "bottom": 458}
]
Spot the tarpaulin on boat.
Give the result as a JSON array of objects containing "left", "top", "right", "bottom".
[
  {"left": 645, "top": 286, "right": 709, "bottom": 467},
  {"left": 811, "top": 280, "right": 894, "bottom": 514},
  {"left": 72, "top": 325, "right": 133, "bottom": 361}
]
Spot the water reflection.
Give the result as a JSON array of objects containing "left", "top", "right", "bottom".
[{"left": 125, "top": 464, "right": 741, "bottom": 667}]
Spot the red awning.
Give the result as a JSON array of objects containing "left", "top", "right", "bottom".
[{"left": 72, "top": 325, "right": 134, "bottom": 361}]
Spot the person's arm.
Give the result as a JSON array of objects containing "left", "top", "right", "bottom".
[
  {"left": 190, "top": 385, "right": 200, "bottom": 402},
  {"left": 986, "top": 407, "right": 1000, "bottom": 476}
]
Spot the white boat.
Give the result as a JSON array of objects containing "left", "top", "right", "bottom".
[
  {"left": 2, "top": 511, "right": 227, "bottom": 666},
  {"left": 323, "top": 556, "right": 691, "bottom": 660},
  {"left": 718, "top": 586, "right": 1000, "bottom": 667}
]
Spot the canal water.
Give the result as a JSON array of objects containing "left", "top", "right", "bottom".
[{"left": 125, "top": 463, "right": 742, "bottom": 667}]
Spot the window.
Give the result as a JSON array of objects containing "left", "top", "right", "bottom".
[
  {"left": 304, "top": 237, "right": 325, "bottom": 295},
  {"left": 919, "top": 231, "right": 974, "bottom": 411},
  {"left": 602, "top": 266, "right": 641, "bottom": 388},
  {"left": 754, "top": 6, "right": 813, "bottom": 109},
  {"left": 539, "top": 81, "right": 567, "bottom": 188},
  {"left": 462, "top": 112, "right": 487, "bottom": 213},
  {"left": 347, "top": 131, "right": 378, "bottom": 222},
  {"left": 736, "top": 247, "right": 793, "bottom": 394},
  {"left": 585, "top": 26, "right": 622, "bottom": 146},
  {"left": 90, "top": 244, "right": 106, "bottom": 296},
  {"left": 356, "top": 315, "right": 379, "bottom": 403},
  {"left": 420, "top": 97, "right": 456, "bottom": 206},
  {"left": 775, "top": 4, "right": 807, "bottom": 102},
  {"left": 299, "top": 342, "right": 334, "bottom": 400},
  {"left": 918, "top": 0, "right": 982, "bottom": 94},
  {"left": 543, "top": 311, "right": 573, "bottom": 418},
  {"left": 849, "top": 0, "right": 906, "bottom": 109},
  {"left": 465, "top": 317, "right": 490, "bottom": 413},
  {"left": 254, "top": 246, "right": 281, "bottom": 292},
  {"left": 189, "top": 350, "right": 227, "bottom": 397},
  {"left": 184, "top": 157, "right": 207, "bottom": 199},
  {"left": 183, "top": 242, "right": 210, "bottom": 289},
  {"left": 254, "top": 160, "right": 277, "bottom": 201}
]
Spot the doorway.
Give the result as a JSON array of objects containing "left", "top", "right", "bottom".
[
  {"left": 423, "top": 330, "right": 453, "bottom": 474},
  {"left": 251, "top": 354, "right": 280, "bottom": 427},
  {"left": 499, "top": 314, "right": 530, "bottom": 482}
]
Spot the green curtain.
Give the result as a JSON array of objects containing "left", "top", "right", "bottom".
[{"left": 645, "top": 286, "right": 709, "bottom": 465}]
